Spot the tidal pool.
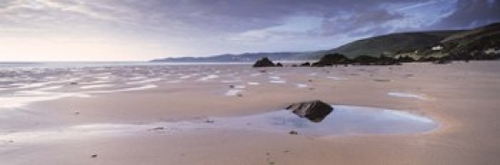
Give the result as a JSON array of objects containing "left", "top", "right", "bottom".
[
  {"left": 207, "top": 105, "right": 438, "bottom": 136},
  {"left": 0, "top": 105, "right": 439, "bottom": 143}
]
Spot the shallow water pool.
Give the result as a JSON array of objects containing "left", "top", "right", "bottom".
[
  {"left": 0, "top": 105, "right": 439, "bottom": 143},
  {"left": 207, "top": 105, "right": 438, "bottom": 136}
]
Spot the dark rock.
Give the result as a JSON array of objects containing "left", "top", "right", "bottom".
[
  {"left": 276, "top": 62, "right": 283, "bottom": 67},
  {"left": 418, "top": 56, "right": 439, "bottom": 62},
  {"left": 70, "top": 82, "right": 78, "bottom": 85},
  {"left": 376, "top": 55, "right": 400, "bottom": 65},
  {"left": 149, "top": 127, "right": 165, "bottom": 131},
  {"left": 312, "top": 53, "right": 351, "bottom": 67},
  {"left": 373, "top": 78, "right": 391, "bottom": 82},
  {"left": 289, "top": 130, "right": 298, "bottom": 135},
  {"left": 91, "top": 154, "right": 98, "bottom": 158},
  {"left": 450, "top": 52, "right": 500, "bottom": 61},
  {"left": 253, "top": 57, "right": 276, "bottom": 67},
  {"left": 396, "top": 56, "right": 416, "bottom": 63},
  {"left": 433, "top": 57, "right": 452, "bottom": 64},
  {"left": 350, "top": 55, "right": 400, "bottom": 65},
  {"left": 352, "top": 55, "right": 379, "bottom": 65},
  {"left": 450, "top": 53, "right": 473, "bottom": 62},
  {"left": 299, "top": 62, "right": 311, "bottom": 67},
  {"left": 286, "top": 100, "right": 333, "bottom": 122}
]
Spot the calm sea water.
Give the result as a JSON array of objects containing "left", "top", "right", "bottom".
[{"left": 0, "top": 61, "right": 252, "bottom": 69}]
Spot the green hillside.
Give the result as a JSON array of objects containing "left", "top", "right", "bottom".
[
  {"left": 323, "top": 31, "right": 462, "bottom": 58},
  {"left": 441, "top": 23, "right": 500, "bottom": 54}
]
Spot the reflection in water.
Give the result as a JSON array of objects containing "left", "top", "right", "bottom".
[
  {"left": 208, "top": 105, "right": 438, "bottom": 136},
  {"left": 0, "top": 105, "right": 439, "bottom": 143}
]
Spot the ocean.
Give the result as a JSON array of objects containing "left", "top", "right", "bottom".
[{"left": 0, "top": 61, "right": 252, "bottom": 69}]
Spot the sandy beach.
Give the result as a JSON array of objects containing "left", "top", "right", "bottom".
[{"left": 1, "top": 61, "right": 500, "bottom": 165}]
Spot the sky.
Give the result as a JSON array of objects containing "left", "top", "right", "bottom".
[{"left": 0, "top": 0, "right": 499, "bottom": 61}]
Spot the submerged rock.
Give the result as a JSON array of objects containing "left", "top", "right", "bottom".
[{"left": 286, "top": 100, "right": 334, "bottom": 122}]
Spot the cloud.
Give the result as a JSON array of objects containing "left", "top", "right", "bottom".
[
  {"left": 0, "top": 0, "right": 497, "bottom": 60},
  {"left": 318, "top": 8, "right": 404, "bottom": 37},
  {"left": 396, "top": 1, "right": 440, "bottom": 11},
  {"left": 431, "top": 0, "right": 500, "bottom": 29}
]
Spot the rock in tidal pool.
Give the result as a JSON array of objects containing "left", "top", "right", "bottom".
[{"left": 286, "top": 100, "right": 333, "bottom": 123}]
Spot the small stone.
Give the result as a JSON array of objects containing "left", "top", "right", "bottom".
[
  {"left": 150, "top": 127, "right": 165, "bottom": 131},
  {"left": 91, "top": 154, "right": 98, "bottom": 158},
  {"left": 70, "top": 82, "right": 78, "bottom": 85},
  {"left": 229, "top": 85, "right": 235, "bottom": 88},
  {"left": 74, "top": 111, "right": 80, "bottom": 115},
  {"left": 289, "top": 131, "right": 298, "bottom": 135},
  {"left": 205, "top": 120, "right": 215, "bottom": 123},
  {"left": 373, "top": 79, "right": 391, "bottom": 82}
]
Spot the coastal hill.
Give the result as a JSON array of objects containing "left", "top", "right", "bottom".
[
  {"left": 441, "top": 23, "right": 500, "bottom": 53},
  {"left": 316, "top": 31, "right": 462, "bottom": 58},
  {"left": 150, "top": 52, "right": 312, "bottom": 63},
  {"left": 151, "top": 22, "right": 500, "bottom": 62}
]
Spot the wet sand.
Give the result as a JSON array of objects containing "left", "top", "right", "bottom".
[{"left": 1, "top": 61, "right": 500, "bottom": 164}]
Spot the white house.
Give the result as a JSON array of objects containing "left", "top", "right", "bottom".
[{"left": 432, "top": 45, "right": 443, "bottom": 51}]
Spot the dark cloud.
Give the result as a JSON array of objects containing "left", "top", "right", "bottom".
[
  {"left": 102, "top": 0, "right": 428, "bottom": 33},
  {"left": 431, "top": 0, "right": 500, "bottom": 29},
  {"left": 319, "top": 8, "right": 403, "bottom": 37}
]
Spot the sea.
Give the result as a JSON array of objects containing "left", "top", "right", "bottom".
[{"left": 0, "top": 61, "right": 253, "bottom": 69}]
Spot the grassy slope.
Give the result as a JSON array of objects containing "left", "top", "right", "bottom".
[{"left": 326, "top": 31, "right": 462, "bottom": 58}]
